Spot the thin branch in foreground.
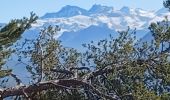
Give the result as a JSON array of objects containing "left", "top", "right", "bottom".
[{"left": 22, "top": 89, "right": 31, "bottom": 100}]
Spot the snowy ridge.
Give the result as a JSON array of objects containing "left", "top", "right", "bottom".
[
  {"left": 34, "top": 5, "right": 170, "bottom": 32},
  {"left": 30, "top": 4, "right": 170, "bottom": 49}
]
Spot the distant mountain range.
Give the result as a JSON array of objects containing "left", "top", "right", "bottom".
[{"left": 29, "top": 4, "right": 170, "bottom": 49}]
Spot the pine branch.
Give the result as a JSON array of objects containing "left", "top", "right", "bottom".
[{"left": 0, "top": 12, "right": 38, "bottom": 47}]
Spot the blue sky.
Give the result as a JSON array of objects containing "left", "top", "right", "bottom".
[{"left": 0, "top": 0, "right": 164, "bottom": 23}]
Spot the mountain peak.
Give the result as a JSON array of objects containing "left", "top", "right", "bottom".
[
  {"left": 61, "top": 5, "right": 84, "bottom": 11},
  {"left": 120, "top": 6, "right": 131, "bottom": 14},
  {"left": 42, "top": 5, "right": 88, "bottom": 18},
  {"left": 89, "top": 4, "right": 113, "bottom": 13}
]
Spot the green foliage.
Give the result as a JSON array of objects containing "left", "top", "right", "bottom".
[
  {"left": 23, "top": 25, "right": 81, "bottom": 82},
  {"left": 0, "top": 69, "right": 12, "bottom": 78},
  {"left": 149, "top": 16, "right": 170, "bottom": 50},
  {"left": 16, "top": 25, "right": 85, "bottom": 99},
  {"left": 0, "top": 12, "right": 38, "bottom": 47},
  {"left": 0, "top": 12, "right": 37, "bottom": 80},
  {"left": 17, "top": 24, "right": 170, "bottom": 99}
]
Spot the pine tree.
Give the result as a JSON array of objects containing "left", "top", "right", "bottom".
[{"left": 0, "top": 12, "right": 37, "bottom": 80}]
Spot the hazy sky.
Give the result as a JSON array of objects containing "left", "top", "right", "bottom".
[{"left": 0, "top": 0, "right": 164, "bottom": 23}]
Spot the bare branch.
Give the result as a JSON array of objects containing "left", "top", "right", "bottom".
[
  {"left": 84, "top": 66, "right": 115, "bottom": 81},
  {"left": 50, "top": 69, "right": 74, "bottom": 75},
  {"left": 10, "top": 74, "right": 22, "bottom": 85},
  {"left": 0, "top": 79, "right": 118, "bottom": 100},
  {"left": 22, "top": 89, "right": 31, "bottom": 100},
  {"left": 70, "top": 67, "right": 90, "bottom": 71}
]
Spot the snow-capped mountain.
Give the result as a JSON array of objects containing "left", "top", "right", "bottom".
[
  {"left": 88, "top": 4, "right": 114, "bottom": 14},
  {"left": 41, "top": 5, "right": 89, "bottom": 18},
  {"left": 21, "top": 5, "right": 170, "bottom": 50}
]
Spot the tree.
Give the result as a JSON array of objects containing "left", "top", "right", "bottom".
[
  {"left": 0, "top": 12, "right": 37, "bottom": 98},
  {"left": 3, "top": 26, "right": 169, "bottom": 100},
  {"left": 149, "top": 16, "right": 170, "bottom": 52}
]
